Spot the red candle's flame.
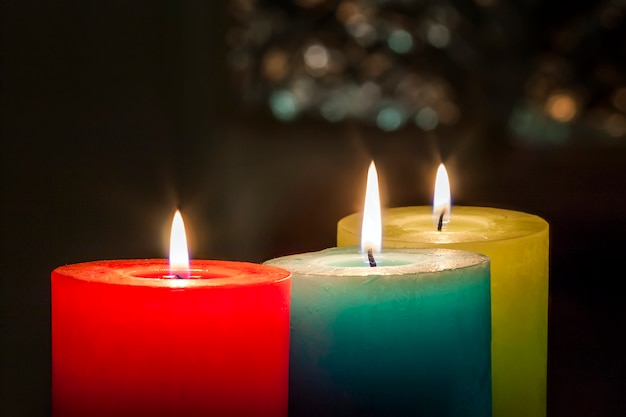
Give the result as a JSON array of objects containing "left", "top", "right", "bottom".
[{"left": 169, "top": 210, "right": 190, "bottom": 278}]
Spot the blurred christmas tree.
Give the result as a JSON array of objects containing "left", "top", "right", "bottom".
[{"left": 226, "top": 0, "right": 626, "bottom": 145}]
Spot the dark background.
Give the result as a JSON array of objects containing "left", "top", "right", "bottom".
[{"left": 2, "top": 1, "right": 625, "bottom": 416}]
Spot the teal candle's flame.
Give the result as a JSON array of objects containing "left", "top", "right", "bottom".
[{"left": 361, "top": 161, "right": 382, "bottom": 257}]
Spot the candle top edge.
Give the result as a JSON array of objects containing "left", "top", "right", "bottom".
[
  {"left": 264, "top": 247, "right": 489, "bottom": 277},
  {"left": 337, "top": 205, "right": 549, "bottom": 243},
  {"left": 51, "top": 259, "right": 291, "bottom": 288}
]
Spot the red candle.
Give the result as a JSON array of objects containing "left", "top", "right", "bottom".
[{"left": 52, "top": 213, "right": 291, "bottom": 417}]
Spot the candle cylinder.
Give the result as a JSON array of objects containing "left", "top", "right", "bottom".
[
  {"left": 265, "top": 247, "right": 492, "bottom": 417},
  {"left": 337, "top": 206, "right": 549, "bottom": 417},
  {"left": 52, "top": 259, "right": 291, "bottom": 417}
]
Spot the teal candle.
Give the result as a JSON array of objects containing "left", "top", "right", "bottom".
[{"left": 264, "top": 247, "right": 492, "bottom": 417}]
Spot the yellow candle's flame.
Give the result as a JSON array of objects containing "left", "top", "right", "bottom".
[
  {"left": 169, "top": 210, "right": 190, "bottom": 278},
  {"left": 433, "top": 163, "right": 451, "bottom": 228},
  {"left": 361, "top": 161, "right": 382, "bottom": 255}
]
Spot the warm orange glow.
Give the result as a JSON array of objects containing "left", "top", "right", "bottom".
[
  {"left": 361, "top": 161, "right": 382, "bottom": 254},
  {"left": 262, "top": 49, "right": 289, "bottom": 81},
  {"left": 433, "top": 163, "right": 451, "bottom": 228},
  {"left": 546, "top": 93, "right": 577, "bottom": 122},
  {"left": 169, "top": 210, "right": 190, "bottom": 278}
]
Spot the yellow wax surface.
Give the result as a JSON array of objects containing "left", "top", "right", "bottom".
[{"left": 337, "top": 206, "right": 549, "bottom": 417}]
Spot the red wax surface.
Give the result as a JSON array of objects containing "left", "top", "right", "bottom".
[{"left": 52, "top": 259, "right": 291, "bottom": 417}]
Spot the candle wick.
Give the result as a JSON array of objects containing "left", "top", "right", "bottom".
[
  {"left": 367, "top": 248, "right": 377, "bottom": 267},
  {"left": 437, "top": 212, "right": 444, "bottom": 232},
  {"left": 175, "top": 274, "right": 184, "bottom": 279}
]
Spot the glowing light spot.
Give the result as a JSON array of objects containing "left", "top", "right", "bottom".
[
  {"left": 269, "top": 90, "right": 299, "bottom": 121},
  {"left": 416, "top": 107, "right": 439, "bottom": 130},
  {"left": 427, "top": 24, "right": 450, "bottom": 48},
  {"left": 376, "top": 105, "right": 407, "bottom": 131},
  {"left": 304, "top": 44, "right": 329, "bottom": 70},
  {"left": 388, "top": 29, "right": 413, "bottom": 54},
  {"left": 546, "top": 93, "right": 577, "bottom": 122},
  {"left": 303, "top": 44, "right": 329, "bottom": 77},
  {"left": 262, "top": 50, "right": 289, "bottom": 81}
]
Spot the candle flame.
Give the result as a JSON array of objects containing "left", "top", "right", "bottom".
[
  {"left": 361, "top": 161, "right": 382, "bottom": 255},
  {"left": 169, "top": 210, "right": 190, "bottom": 278},
  {"left": 433, "top": 163, "right": 451, "bottom": 228}
]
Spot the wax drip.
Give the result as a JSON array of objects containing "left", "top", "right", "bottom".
[{"left": 367, "top": 248, "right": 377, "bottom": 267}]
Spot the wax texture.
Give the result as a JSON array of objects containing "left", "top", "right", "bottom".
[
  {"left": 338, "top": 206, "right": 549, "bottom": 417},
  {"left": 265, "top": 247, "right": 491, "bottom": 417},
  {"left": 52, "top": 260, "right": 291, "bottom": 417}
]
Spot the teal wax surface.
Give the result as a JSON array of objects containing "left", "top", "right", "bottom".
[{"left": 265, "top": 247, "right": 491, "bottom": 417}]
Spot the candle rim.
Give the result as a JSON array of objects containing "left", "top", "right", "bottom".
[
  {"left": 52, "top": 259, "right": 291, "bottom": 288},
  {"left": 265, "top": 247, "right": 490, "bottom": 277},
  {"left": 338, "top": 205, "right": 549, "bottom": 244}
]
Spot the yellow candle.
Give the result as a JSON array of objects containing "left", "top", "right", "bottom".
[{"left": 337, "top": 205, "right": 549, "bottom": 417}]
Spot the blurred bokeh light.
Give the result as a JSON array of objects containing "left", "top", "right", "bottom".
[{"left": 227, "top": 0, "right": 626, "bottom": 146}]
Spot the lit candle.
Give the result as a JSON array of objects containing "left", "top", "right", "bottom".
[
  {"left": 337, "top": 164, "right": 549, "bottom": 417},
  {"left": 51, "top": 211, "right": 292, "bottom": 417},
  {"left": 265, "top": 162, "right": 492, "bottom": 417}
]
